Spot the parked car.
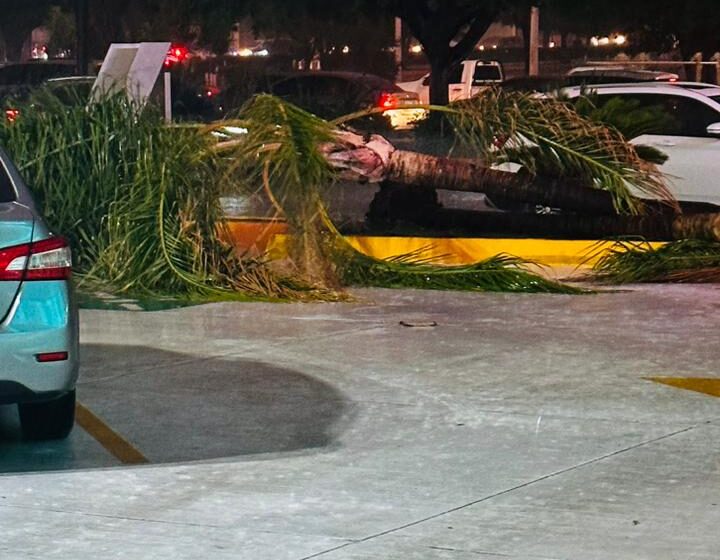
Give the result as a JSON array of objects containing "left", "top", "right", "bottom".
[
  {"left": 565, "top": 66, "right": 680, "bottom": 86},
  {"left": 0, "top": 146, "right": 78, "bottom": 440},
  {"left": 1, "top": 63, "right": 92, "bottom": 122},
  {"left": 397, "top": 60, "right": 504, "bottom": 104},
  {"left": 269, "top": 71, "right": 423, "bottom": 128},
  {"left": 561, "top": 82, "right": 720, "bottom": 205},
  {"left": 0, "top": 61, "right": 77, "bottom": 104},
  {"left": 2, "top": 64, "right": 221, "bottom": 123}
]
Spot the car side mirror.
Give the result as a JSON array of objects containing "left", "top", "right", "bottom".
[{"left": 706, "top": 122, "right": 720, "bottom": 136}]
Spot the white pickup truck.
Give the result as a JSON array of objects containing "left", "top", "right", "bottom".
[{"left": 397, "top": 60, "right": 504, "bottom": 105}]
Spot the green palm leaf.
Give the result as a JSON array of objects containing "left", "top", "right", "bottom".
[
  {"left": 592, "top": 239, "right": 720, "bottom": 283},
  {"left": 447, "top": 89, "right": 676, "bottom": 214}
]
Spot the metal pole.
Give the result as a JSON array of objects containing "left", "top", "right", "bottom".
[
  {"left": 712, "top": 52, "right": 720, "bottom": 85},
  {"left": 394, "top": 17, "right": 403, "bottom": 82},
  {"left": 528, "top": 6, "right": 540, "bottom": 77},
  {"left": 692, "top": 52, "right": 703, "bottom": 82},
  {"left": 164, "top": 72, "right": 172, "bottom": 124}
]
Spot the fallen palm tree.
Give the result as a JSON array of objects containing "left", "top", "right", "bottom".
[
  {"left": 5, "top": 86, "right": 716, "bottom": 298},
  {"left": 214, "top": 95, "right": 581, "bottom": 294},
  {"left": 219, "top": 91, "right": 720, "bottom": 289}
]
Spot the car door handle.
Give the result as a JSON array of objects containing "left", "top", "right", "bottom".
[{"left": 654, "top": 140, "right": 677, "bottom": 147}]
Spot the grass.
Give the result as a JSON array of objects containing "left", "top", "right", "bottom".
[{"left": 0, "top": 92, "right": 300, "bottom": 300}]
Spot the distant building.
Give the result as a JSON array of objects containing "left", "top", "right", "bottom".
[
  {"left": 478, "top": 22, "right": 523, "bottom": 49},
  {"left": 228, "top": 18, "right": 267, "bottom": 57},
  {"left": 24, "top": 26, "right": 51, "bottom": 61}
]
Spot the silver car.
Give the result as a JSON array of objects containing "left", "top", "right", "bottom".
[{"left": 0, "top": 146, "right": 79, "bottom": 440}]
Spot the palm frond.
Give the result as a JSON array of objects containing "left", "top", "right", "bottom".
[
  {"left": 339, "top": 248, "right": 585, "bottom": 293},
  {"left": 1, "top": 91, "right": 306, "bottom": 300},
  {"left": 214, "top": 95, "right": 340, "bottom": 286},
  {"left": 446, "top": 89, "right": 676, "bottom": 214},
  {"left": 591, "top": 238, "right": 720, "bottom": 283}
]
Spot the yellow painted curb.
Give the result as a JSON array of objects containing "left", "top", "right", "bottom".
[{"left": 268, "top": 235, "right": 665, "bottom": 269}]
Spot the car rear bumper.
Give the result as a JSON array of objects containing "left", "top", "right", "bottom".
[{"left": 0, "top": 280, "right": 79, "bottom": 401}]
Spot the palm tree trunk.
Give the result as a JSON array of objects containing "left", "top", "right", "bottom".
[
  {"left": 672, "top": 213, "right": 720, "bottom": 240},
  {"left": 431, "top": 209, "right": 676, "bottom": 240},
  {"left": 386, "top": 149, "right": 620, "bottom": 215}
]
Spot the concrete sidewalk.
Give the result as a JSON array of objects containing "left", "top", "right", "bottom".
[{"left": 2, "top": 285, "right": 720, "bottom": 559}]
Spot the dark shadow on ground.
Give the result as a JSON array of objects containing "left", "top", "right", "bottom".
[{"left": 0, "top": 344, "right": 351, "bottom": 473}]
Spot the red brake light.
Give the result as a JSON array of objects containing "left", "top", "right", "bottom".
[
  {"left": 164, "top": 44, "right": 189, "bottom": 68},
  {"left": 0, "top": 237, "right": 72, "bottom": 281},
  {"left": 378, "top": 92, "right": 398, "bottom": 110}
]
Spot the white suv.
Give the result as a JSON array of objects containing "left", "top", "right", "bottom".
[{"left": 562, "top": 82, "right": 720, "bottom": 206}]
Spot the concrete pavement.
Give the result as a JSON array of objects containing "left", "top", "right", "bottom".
[{"left": 2, "top": 285, "right": 720, "bottom": 559}]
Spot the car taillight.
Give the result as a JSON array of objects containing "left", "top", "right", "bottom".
[
  {"left": 5, "top": 109, "right": 20, "bottom": 123},
  {"left": 0, "top": 237, "right": 72, "bottom": 281},
  {"left": 378, "top": 92, "right": 398, "bottom": 110},
  {"left": 164, "top": 44, "right": 189, "bottom": 68}
]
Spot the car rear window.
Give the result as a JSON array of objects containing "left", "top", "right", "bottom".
[
  {"left": 0, "top": 161, "right": 15, "bottom": 202},
  {"left": 473, "top": 64, "right": 502, "bottom": 84}
]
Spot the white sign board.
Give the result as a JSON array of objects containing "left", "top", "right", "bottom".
[{"left": 92, "top": 42, "right": 170, "bottom": 107}]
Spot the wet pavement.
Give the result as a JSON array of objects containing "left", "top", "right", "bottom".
[{"left": 2, "top": 285, "right": 720, "bottom": 559}]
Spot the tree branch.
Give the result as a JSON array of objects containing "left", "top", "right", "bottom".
[{"left": 449, "top": 12, "right": 495, "bottom": 64}]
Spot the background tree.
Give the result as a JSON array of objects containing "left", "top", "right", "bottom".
[
  {"left": 0, "top": 0, "right": 54, "bottom": 61},
  {"left": 248, "top": 0, "right": 392, "bottom": 72},
  {"left": 45, "top": 5, "right": 76, "bottom": 57},
  {"left": 621, "top": 0, "right": 720, "bottom": 58},
  {"left": 246, "top": 0, "right": 506, "bottom": 104},
  {"left": 379, "top": 0, "right": 505, "bottom": 105}
]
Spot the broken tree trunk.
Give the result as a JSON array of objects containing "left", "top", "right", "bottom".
[
  {"left": 385, "top": 150, "right": 620, "bottom": 215},
  {"left": 322, "top": 131, "right": 681, "bottom": 216},
  {"left": 672, "top": 213, "right": 720, "bottom": 240},
  {"left": 385, "top": 150, "right": 719, "bottom": 217},
  {"left": 323, "top": 131, "right": 720, "bottom": 242}
]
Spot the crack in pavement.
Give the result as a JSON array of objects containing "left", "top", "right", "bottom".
[{"left": 298, "top": 424, "right": 698, "bottom": 560}]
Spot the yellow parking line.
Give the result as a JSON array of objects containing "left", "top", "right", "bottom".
[
  {"left": 646, "top": 377, "right": 720, "bottom": 398},
  {"left": 75, "top": 402, "right": 149, "bottom": 465}
]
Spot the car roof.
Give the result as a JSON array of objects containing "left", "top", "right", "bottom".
[
  {"left": 654, "top": 82, "right": 720, "bottom": 96},
  {"left": 45, "top": 76, "right": 96, "bottom": 85},
  {"left": 567, "top": 66, "right": 677, "bottom": 77},
  {"left": 0, "top": 61, "right": 76, "bottom": 86},
  {"left": 560, "top": 82, "right": 720, "bottom": 110},
  {"left": 563, "top": 82, "right": 711, "bottom": 95}
]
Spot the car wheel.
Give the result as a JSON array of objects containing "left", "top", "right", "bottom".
[{"left": 18, "top": 389, "right": 76, "bottom": 441}]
